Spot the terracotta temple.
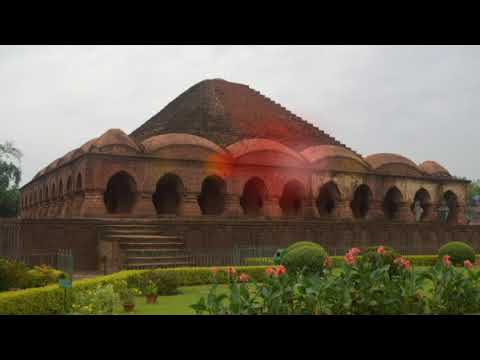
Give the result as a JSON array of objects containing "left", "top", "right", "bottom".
[{"left": 20, "top": 79, "right": 469, "bottom": 225}]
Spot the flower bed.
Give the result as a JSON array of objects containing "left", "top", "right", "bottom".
[{"left": 193, "top": 248, "right": 480, "bottom": 315}]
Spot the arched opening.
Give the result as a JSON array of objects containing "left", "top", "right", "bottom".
[
  {"left": 76, "top": 174, "right": 83, "bottom": 191},
  {"left": 350, "top": 184, "right": 372, "bottom": 219},
  {"left": 44, "top": 186, "right": 49, "bottom": 201},
  {"left": 383, "top": 186, "right": 403, "bottom": 220},
  {"left": 66, "top": 176, "right": 72, "bottom": 194},
  {"left": 103, "top": 172, "right": 137, "bottom": 214},
  {"left": 411, "top": 188, "right": 431, "bottom": 221},
  {"left": 444, "top": 190, "right": 459, "bottom": 224},
  {"left": 152, "top": 173, "right": 184, "bottom": 215},
  {"left": 51, "top": 183, "right": 56, "bottom": 200},
  {"left": 240, "top": 177, "right": 267, "bottom": 216},
  {"left": 198, "top": 175, "right": 226, "bottom": 215},
  {"left": 59, "top": 181, "right": 64, "bottom": 198},
  {"left": 316, "top": 181, "right": 341, "bottom": 216},
  {"left": 279, "top": 180, "right": 305, "bottom": 216}
]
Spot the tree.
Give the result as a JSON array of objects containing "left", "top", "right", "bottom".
[
  {"left": 466, "top": 180, "right": 480, "bottom": 223},
  {"left": 0, "top": 142, "right": 22, "bottom": 217}
]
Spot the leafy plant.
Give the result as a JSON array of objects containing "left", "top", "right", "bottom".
[
  {"left": 71, "top": 284, "right": 120, "bottom": 315},
  {"left": 143, "top": 281, "right": 158, "bottom": 296},
  {"left": 116, "top": 280, "right": 140, "bottom": 305}
]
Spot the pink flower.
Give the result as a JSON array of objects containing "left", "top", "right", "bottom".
[
  {"left": 239, "top": 273, "right": 251, "bottom": 283},
  {"left": 350, "top": 248, "right": 361, "bottom": 256},
  {"left": 276, "top": 265, "right": 287, "bottom": 277},
  {"left": 394, "top": 257, "right": 412, "bottom": 270},
  {"left": 227, "top": 267, "right": 237, "bottom": 277},
  {"left": 464, "top": 260, "right": 473, "bottom": 270},
  {"left": 265, "top": 267, "right": 276, "bottom": 277},
  {"left": 442, "top": 255, "right": 452, "bottom": 267},
  {"left": 323, "top": 256, "right": 333, "bottom": 268},
  {"left": 344, "top": 248, "right": 361, "bottom": 266},
  {"left": 377, "top": 246, "right": 386, "bottom": 255},
  {"left": 344, "top": 253, "right": 357, "bottom": 266}
]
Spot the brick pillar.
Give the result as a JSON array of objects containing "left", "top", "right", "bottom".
[
  {"left": 62, "top": 195, "right": 74, "bottom": 218},
  {"left": 134, "top": 192, "right": 156, "bottom": 217},
  {"left": 181, "top": 192, "right": 202, "bottom": 216},
  {"left": 48, "top": 200, "right": 56, "bottom": 218},
  {"left": 457, "top": 205, "right": 468, "bottom": 225},
  {"left": 398, "top": 202, "right": 415, "bottom": 222},
  {"left": 41, "top": 202, "right": 49, "bottom": 218},
  {"left": 335, "top": 200, "right": 353, "bottom": 220},
  {"left": 55, "top": 198, "right": 65, "bottom": 218},
  {"left": 303, "top": 197, "right": 319, "bottom": 218},
  {"left": 264, "top": 196, "right": 282, "bottom": 217},
  {"left": 71, "top": 193, "right": 85, "bottom": 217},
  {"left": 80, "top": 191, "right": 106, "bottom": 217},
  {"left": 367, "top": 200, "right": 384, "bottom": 221},
  {"left": 224, "top": 194, "right": 243, "bottom": 216}
]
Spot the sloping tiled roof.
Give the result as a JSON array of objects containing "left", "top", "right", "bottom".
[
  {"left": 130, "top": 79, "right": 358, "bottom": 154},
  {"left": 419, "top": 160, "right": 451, "bottom": 177}
]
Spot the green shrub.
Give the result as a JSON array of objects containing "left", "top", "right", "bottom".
[
  {"left": 24, "top": 265, "right": 65, "bottom": 288},
  {"left": 438, "top": 242, "right": 476, "bottom": 266},
  {"left": 281, "top": 244, "right": 328, "bottom": 275},
  {"left": 72, "top": 284, "right": 120, "bottom": 315},
  {"left": 244, "top": 257, "right": 274, "bottom": 266},
  {"left": 286, "top": 241, "right": 321, "bottom": 253},
  {"left": 0, "top": 266, "right": 269, "bottom": 315},
  {"left": 0, "top": 258, "right": 30, "bottom": 291},
  {"left": 404, "top": 255, "right": 438, "bottom": 267}
]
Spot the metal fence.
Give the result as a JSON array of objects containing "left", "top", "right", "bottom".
[
  {"left": 1, "top": 248, "right": 74, "bottom": 272},
  {"left": 185, "top": 245, "right": 443, "bottom": 267}
]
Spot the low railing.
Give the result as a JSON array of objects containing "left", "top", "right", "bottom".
[
  {"left": 1, "top": 248, "right": 74, "bottom": 272},
  {"left": 185, "top": 245, "right": 444, "bottom": 267}
]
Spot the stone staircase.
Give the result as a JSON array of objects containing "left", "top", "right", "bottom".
[{"left": 100, "top": 225, "right": 191, "bottom": 270}]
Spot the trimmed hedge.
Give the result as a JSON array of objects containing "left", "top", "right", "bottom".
[
  {"left": 0, "top": 266, "right": 269, "bottom": 315},
  {"left": 244, "top": 257, "right": 274, "bottom": 266},
  {"left": 244, "top": 255, "right": 480, "bottom": 268}
]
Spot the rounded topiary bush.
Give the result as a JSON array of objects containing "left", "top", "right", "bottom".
[
  {"left": 286, "top": 241, "right": 321, "bottom": 253},
  {"left": 281, "top": 242, "right": 328, "bottom": 275},
  {"left": 438, "top": 242, "right": 476, "bottom": 266}
]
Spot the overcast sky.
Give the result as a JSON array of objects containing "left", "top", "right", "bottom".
[{"left": 1, "top": 45, "right": 478, "bottom": 186}]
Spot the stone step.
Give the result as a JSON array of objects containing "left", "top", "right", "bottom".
[
  {"left": 105, "top": 234, "right": 181, "bottom": 240},
  {"left": 124, "top": 248, "right": 185, "bottom": 253},
  {"left": 126, "top": 256, "right": 189, "bottom": 262},
  {"left": 119, "top": 242, "right": 184, "bottom": 248}
]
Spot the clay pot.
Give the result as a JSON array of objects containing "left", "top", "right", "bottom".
[
  {"left": 146, "top": 295, "right": 158, "bottom": 304},
  {"left": 123, "top": 303, "right": 135, "bottom": 312}
]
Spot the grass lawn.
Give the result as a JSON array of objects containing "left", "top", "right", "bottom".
[{"left": 122, "top": 285, "right": 229, "bottom": 315}]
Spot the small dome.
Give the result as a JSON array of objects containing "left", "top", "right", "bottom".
[
  {"left": 93, "top": 129, "right": 140, "bottom": 152},
  {"left": 419, "top": 160, "right": 451, "bottom": 177},
  {"left": 301, "top": 145, "right": 369, "bottom": 167},
  {"left": 227, "top": 138, "right": 305, "bottom": 162},
  {"left": 142, "top": 133, "right": 227, "bottom": 155},
  {"left": 365, "top": 153, "right": 419, "bottom": 170}
]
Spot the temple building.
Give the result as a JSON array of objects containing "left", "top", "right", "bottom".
[{"left": 20, "top": 79, "right": 469, "bottom": 225}]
